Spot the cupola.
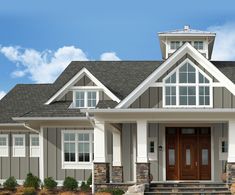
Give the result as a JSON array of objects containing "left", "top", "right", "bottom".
[{"left": 158, "top": 25, "right": 216, "bottom": 60}]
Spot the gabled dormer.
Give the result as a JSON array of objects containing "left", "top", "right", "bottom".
[{"left": 158, "top": 25, "right": 216, "bottom": 60}]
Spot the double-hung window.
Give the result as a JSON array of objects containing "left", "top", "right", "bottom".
[
  {"left": 74, "top": 91, "right": 98, "bottom": 108},
  {"left": 12, "top": 134, "right": 25, "bottom": 157},
  {"left": 164, "top": 60, "right": 212, "bottom": 107},
  {"left": 194, "top": 41, "right": 204, "bottom": 50},
  {"left": 170, "top": 41, "right": 180, "bottom": 50},
  {"left": 62, "top": 130, "right": 94, "bottom": 169},
  {"left": 0, "top": 134, "right": 9, "bottom": 157},
  {"left": 30, "top": 134, "right": 40, "bottom": 157}
]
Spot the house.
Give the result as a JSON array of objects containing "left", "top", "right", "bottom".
[{"left": 0, "top": 25, "right": 235, "bottom": 192}]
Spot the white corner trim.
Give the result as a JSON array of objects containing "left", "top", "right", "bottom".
[
  {"left": 45, "top": 67, "right": 120, "bottom": 105},
  {"left": 116, "top": 43, "right": 235, "bottom": 108}
]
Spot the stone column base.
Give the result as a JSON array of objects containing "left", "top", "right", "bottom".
[
  {"left": 94, "top": 163, "right": 110, "bottom": 184},
  {"left": 136, "top": 162, "right": 150, "bottom": 184},
  {"left": 112, "top": 166, "right": 123, "bottom": 183},
  {"left": 227, "top": 162, "right": 235, "bottom": 184}
]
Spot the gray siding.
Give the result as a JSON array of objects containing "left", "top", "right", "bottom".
[
  {"left": 43, "top": 127, "right": 92, "bottom": 181},
  {"left": 0, "top": 131, "right": 39, "bottom": 180}
]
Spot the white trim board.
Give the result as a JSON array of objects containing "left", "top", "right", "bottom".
[
  {"left": 116, "top": 43, "right": 235, "bottom": 108},
  {"left": 45, "top": 67, "right": 120, "bottom": 105}
]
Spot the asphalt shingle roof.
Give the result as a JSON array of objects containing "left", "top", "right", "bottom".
[{"left": 1, "top": 60, "right": 235, "bottom": 122}]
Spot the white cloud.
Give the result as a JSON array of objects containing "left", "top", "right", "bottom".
[
  {"left": 0, "top": 91, "right": 6, "bottom": 100},
  {"left": 100, "top": 52, "right": 121, "bottom": 61},
  {"left": 208, "top": 23, "right": 235, "bottom": 60},
  {"left": 0, "top": 46, "right": 89, "bottom": 83},
  {"left": 0, "top": 45, "right": 121, "bottom": 83}
]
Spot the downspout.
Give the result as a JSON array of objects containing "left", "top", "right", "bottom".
[
  {"left": 23, "top": 123, "right": 39, "bottom": 133},
  {"left": 85, "top": 111, "right": 95, "bottom": 194}
]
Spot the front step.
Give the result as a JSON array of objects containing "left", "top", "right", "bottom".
[{"left": 145, "top": 182, "right": 231, "bottom": 195}]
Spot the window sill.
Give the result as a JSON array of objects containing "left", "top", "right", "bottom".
[{"left": 62, "top": 162, "right": 92, "bottom": 169}]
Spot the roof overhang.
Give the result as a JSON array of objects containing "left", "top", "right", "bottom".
[
  {"left": 82, "top": 108, "right": 235, "bottom": 123},
  {"left": 12, "top": 117, "right": 90, "bottom": 121}
]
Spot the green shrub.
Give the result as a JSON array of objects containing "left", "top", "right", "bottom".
[
  {"left": 63, "top": 177, "right": 78, "bottom": 191},
  {"left": 86, "top": 174, "right": 92, "bottom": 186},
  {"left": 80, "top": 181, "right": 90, "bottom": 192},
  {"left": 98, "top": 188, "right": 125, "bottom": 195},
  {"left": 23, "top": 187, "right": 36, "bottom": 195},
  {"left": 44, "top": 177, "right": 57, "bottom": 190},
  {"left": 24, "top": 173, "right": 41, "bottom": 189},
  {"left": 3, "top": 176, "right": 18, "bottom": 190}
]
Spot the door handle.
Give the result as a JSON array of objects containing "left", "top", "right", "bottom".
[{"left": 195, "top": 161, "right": 198, "bottom": 167}]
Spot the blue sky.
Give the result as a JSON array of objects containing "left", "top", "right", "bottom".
[{"left": 1, "top": 0, "right": 235, "bottom": 98}]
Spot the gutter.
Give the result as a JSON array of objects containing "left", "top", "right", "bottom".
[{"left": 12, "top": 117, "right": 90, "bottom": 121}]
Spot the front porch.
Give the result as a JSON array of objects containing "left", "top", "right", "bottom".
[{"left": 88, "top": 109, "right": 235, "bottom": 191}]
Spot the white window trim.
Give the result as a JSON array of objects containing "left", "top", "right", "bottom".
[
  {"left": 30, "top": 134, "right": 40, "bottom": 157},
  {"left": 163, "top": 58, "right": 213, "bottom": 108},
  {"left": 12, "top": 134, "right": 26, "bottom": 157},
  {"left": 61, "top": 130, "right": 93, "bottom": 169},
  {"left": 73, "top": 90, "right": 99, "bottom": 108},
  {"left": 0, "top": 134, "right": 9, "bottom": 157},
  {"left": 148, "top": 137, "right": 158, "bottom": 161},
  {"left": 219, "top": 137, "right": 228, "bottom": 160}
]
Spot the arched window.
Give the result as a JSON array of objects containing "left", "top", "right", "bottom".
[{"left": 163, "top": 61, "right": 212, "bottom": 107}]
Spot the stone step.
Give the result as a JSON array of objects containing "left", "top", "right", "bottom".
[
  {"left": 149, "top": 182, "right": 227, "bottom": 188},
  {"left": 149, "top": 186, "right": 229, "bottom": 192},
  {"left": 145, "top": 191, "right": 231, "bottom": 195}
]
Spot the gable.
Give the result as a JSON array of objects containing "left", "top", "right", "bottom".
[
  {"left": 120, "top": 43, "right": 235, "bottom": 108},
  {"left": 45, "top": 68, "right": 120, "bottom": 104}
]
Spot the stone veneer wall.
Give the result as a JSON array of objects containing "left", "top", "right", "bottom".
[
  {"left": 94, "top": 163, "right": 110, "bottom": 184},
  {"left": 227, "top": 163, "right": 235, "bottom": 184},
  {"left": 136, "top": 163, "right": 150, "bottom": 184},
  {"left": 112, "top": 166, "right": 123, "bottom": 183}
]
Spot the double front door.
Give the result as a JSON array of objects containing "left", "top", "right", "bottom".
[{"left": 166, "top": 127, "right": 211, "bottom": 180}]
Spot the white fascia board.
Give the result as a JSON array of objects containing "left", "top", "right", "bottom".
[
  {"left": 12, "top": 117, "right": 91, "bottom": 121},
  {"left": 0, "top": 123, "right": 25, "bottom": 127},
  {"left": 116, "top": 43, "right": 235, "bottom": 108},
  {"left": 82, "top": 108, "right": 235, "bottom": 114},
  {"left": 45, "top": 67, "right": 120, "bottom": 105},
  {"left": 116, "top": 43, "right": 191, "bottom": 108}
]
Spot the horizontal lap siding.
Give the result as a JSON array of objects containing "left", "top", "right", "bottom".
[
  {"left": 43, "top": 128, "right": 92, "bottom": 181},
  {"left": 0, "top": 132, "right": 39, "bottom": 180}
]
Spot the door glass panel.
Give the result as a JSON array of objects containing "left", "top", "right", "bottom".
[
  {"left": 181, "top": 128, "right": 195, "bottom": 134},
  {"left": 186, "top": 148, "right": 191, "bottom": 165},
  {"left": 202, "top": 149, "right": 208, "bottom": 165},
  {"left": 169, "top": 149, "right": 175, "bottom": 165}
]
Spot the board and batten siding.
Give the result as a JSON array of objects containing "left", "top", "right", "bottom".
[
  {"left": 130, "top": 87, "right": 235, "bottom": 108},
  {"left": 0, "top": 131, "right": 39, "bottom": 180}
]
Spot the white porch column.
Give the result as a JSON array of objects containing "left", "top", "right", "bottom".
[
  {"left": 39, "top": 127, "right": 44, "bottom": 182},
  {"left": 137, "top": 120, "right": 148, "bottom": 163},
  {"left": 228, "top": 120, "right": 235, "bottom": 162},
  {"left": 136, "top": 120, "right": 150, "bottom": 184},
  {"left": 94, "top": 120, "right": 107, "bottom": 162},
  {"left": 112, "top": 130, "right": 122, "bottom": 166},
  {"left": 93, "top": 120, "right": 110, "bottom": 186}
]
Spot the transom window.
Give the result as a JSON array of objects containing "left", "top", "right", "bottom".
[
  {"left": 164, "top": 60, "right": 212, "bottom": 107},
  {"left": 62, "top": 131, "right": 94, "bottom": 169},
  {"left": 74, "top": 91, "right": 98, "bottom": 108}
]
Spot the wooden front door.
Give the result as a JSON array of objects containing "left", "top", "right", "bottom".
[{"left": 166, "top": 127, "right": 211, "bottom": 180}]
